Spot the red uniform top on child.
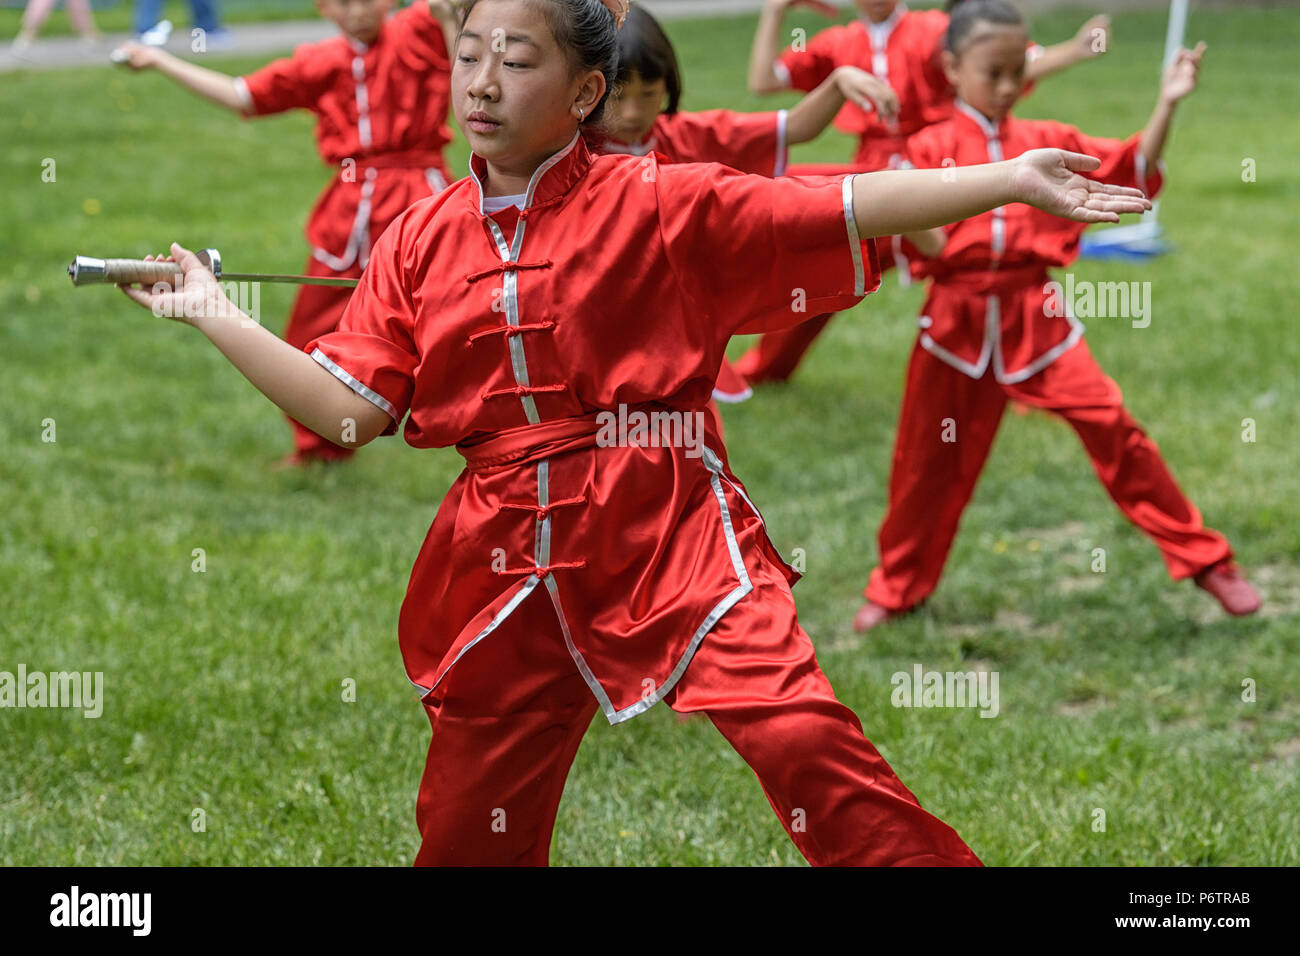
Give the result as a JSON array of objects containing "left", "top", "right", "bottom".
[
  {"left": 776, "top": 4, "right": 1045, "bottom": 171},
  {"left": 304, "top": 135, "right": 879, "bottom": 723},
  {"left": 903, "top": 100, "right": 1164, "bottom": 384},
  {"left": 776, "top": 4, "right": 948, "bottom": 169},
  {"left": 234, "top": 2, "right": 456, "bottom": 272},
  {"left": 590, "top": 109, "right": 790, "bottom": 178},
  {"left": 587, "top": 108, "right": 792, "bottom": 401}
]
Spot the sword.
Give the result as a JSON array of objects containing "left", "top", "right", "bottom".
[{"left": 66, "top": 248, "right": 359, "bottom": 288}]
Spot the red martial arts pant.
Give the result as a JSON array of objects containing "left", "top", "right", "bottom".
[
  {"left": 865, "top": 338, "right": 1232, "bottom": 611},
  {"left": 282, "top": 255, "right": 363, "bottom": 461},
  {"left": 414, "top": 556, "right": 982, "bottom": 866}
]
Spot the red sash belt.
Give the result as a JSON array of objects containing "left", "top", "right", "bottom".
[
  {"left": 456, "top": 402, "right": 672, "bottom": 474},
  {"left": 927, "top": 264, "right": 1051, "bottom": 295}
]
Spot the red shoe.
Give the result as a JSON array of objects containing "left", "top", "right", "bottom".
[
  {"left": 1194, "top": 561, "right": 1262, "bottom": 617},
  {"left": 852, "top": 601, "right": 903, "bottom": 633}
]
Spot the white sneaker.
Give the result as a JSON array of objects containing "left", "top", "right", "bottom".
[{"left": 139, "top": 19, "right": 173, "bottom": 47}]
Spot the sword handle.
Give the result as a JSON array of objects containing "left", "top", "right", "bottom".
[{"left": 68, "top": 249, "right": 221, "bottom": 286}]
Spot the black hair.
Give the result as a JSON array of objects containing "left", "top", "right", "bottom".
[
  {"left": 615, "top": 5, "right": 682, "bottom": 114},
  {"left": 460, "top": 0, "right": 621, "bottom": 124},
  {"left": 945, "top": 0, "right": 1024, "bottom": 55}
]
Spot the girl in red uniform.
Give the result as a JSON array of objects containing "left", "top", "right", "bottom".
[
  {"left": 116, "top": 0, "right": 1149, "bottom": 865},
  {"left": 736, "top": 0, "right": 1113, "bottom": 386},
  {"left": 588, "top": 4, "right": 897, "bottom": 407},
  {"left": 854, "top": 0, "right": 1260, "bottom": 633},
  {"left": 114, "top": 0, "right": 462, "bottom": 466}
]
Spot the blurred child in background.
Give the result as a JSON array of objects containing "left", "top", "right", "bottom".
[
  {"left": 853, "top": 0, "right": 1260, "bottom": 632},
  {"left": 114, "top": 0, "right": 462, "bottom": 466}
]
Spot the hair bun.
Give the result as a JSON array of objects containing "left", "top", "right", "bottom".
[{"left": 598, "top": 0, "right": 629, "bottom": 29}]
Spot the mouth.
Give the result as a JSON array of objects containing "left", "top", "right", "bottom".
[{"left": 466, "top": 110, "right": 503, "bottom": 134}]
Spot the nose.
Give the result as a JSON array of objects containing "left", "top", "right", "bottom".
[
  {"left": 619, "top": 100, "right": 643, "bottom": 128},
  {"left": 465, "top": 59, "right": 500, "bottom": 102}
]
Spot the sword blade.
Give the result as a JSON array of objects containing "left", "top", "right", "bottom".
[{"left": 220, "top": 272, "right": 359, "bottom": 288}]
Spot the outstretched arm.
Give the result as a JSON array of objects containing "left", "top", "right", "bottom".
[
  {"left": 118, "top": 245, "right": 393, "bottom": 447},
  {"left": 851, "top": 149, "right": 1151, "bottom": 238},
  {"left": 1140, "top": 43, "right": 1205, "bottom": 171},
  {"left": 749, "top": 0, "right": 793, "bottom": 94},
  {"left": 1025, "top": 14, "right": 1111, "bottom": 82},
  {"left": 750, "top": 0, "right": 839, "bottom": 93},
  {"left": 785, "top": 65, "right": 899, "bottom": 143},
  {"left": 112, "top": 42, "right": 246, "bottom": 112}
]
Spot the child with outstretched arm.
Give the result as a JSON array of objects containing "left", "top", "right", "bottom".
[
  {"left": 114, "top": 0, "right": 1148, "bottom": 866},
  {"left": 852, "top": 0, "right": 1258, "bottom": 633},
  {"left": 113, "top": 0, "right": 462, "bottom": 466}
]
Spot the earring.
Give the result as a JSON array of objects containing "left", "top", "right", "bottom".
[{"left": 578, "top": 107, "right": 585, "bottom": 122}]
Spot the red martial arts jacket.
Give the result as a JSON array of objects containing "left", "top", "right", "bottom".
[
  {"left": 777, "top": 4, "right": 1047, "bottom": 172},
  {"left": 588, "top": 108, "right": 792, "bottom": 401},
  {"left": 777, "top": 4, "right": 949, "bottom": 169},
  {"left": 235, "top": 2, "right": 455, "bottom": 271},
  {"left": 902, "top": 101, "right": 1164, "bottom": 384},
  {"left": 589, "top": 109, "right": 790, "bottom": 178},
  {"left": 306, "top": 135, "right": 879, "bottom": 723}
]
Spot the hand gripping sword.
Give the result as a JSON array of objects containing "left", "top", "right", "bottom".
[{"left": 67, "top": 248, "right": 359, "bottom": 289}]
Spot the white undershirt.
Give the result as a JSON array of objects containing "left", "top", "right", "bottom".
[{"left": 482, "top": 193, "right": 527, "bottom": 213}]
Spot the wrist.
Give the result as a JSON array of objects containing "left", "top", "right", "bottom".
[
  {"left": 1001, "top": 157, "right": 1025, "bottom": 206},
  {"left": 189, "top": 296, "right": 247, "bottom": 333}
]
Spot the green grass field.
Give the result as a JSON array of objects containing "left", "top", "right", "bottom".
[{"left": 2, "top": 3, "right": 1298, "bottom": 866}]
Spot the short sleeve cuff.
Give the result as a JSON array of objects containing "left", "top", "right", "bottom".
[
  {"left": 233, "top": 76, "right": 254, "bottom": 113},
  {"left": 842, "top": 175, "right": 866, "bottom": 296},
  {"left": 774, "top": 109, "right": 789, "bottom": 178},
  {"left": 307, "top": 336, "right": 415, "bottom": 436},
  {"left": 773, "top": 60, "right": 793, "bottom": 88}
]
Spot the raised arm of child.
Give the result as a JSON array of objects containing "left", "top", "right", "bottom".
[
  {"left": 1025, "top": 13, "right": 1111, "bottom": 81},
  {"left": 852, "top": 148, "right": 1151, "bottom": 238},
  {"left": 1139, "top": 43, "right": 1206, "bottom": 172},
  {"left": 749, "top": 0, "right": 837, "bottom": 94},
  {"left": 118, "top": 246, "right": 394, "bottom": 447},
  {"left": 112, "top": 41, "right": 246, "bottom": 113},
  {"left": 784, "top": 65, "right": 900, "bottom": 143},
  {"left": 427, "top": 0, "right": 465, "bottom": 57}
]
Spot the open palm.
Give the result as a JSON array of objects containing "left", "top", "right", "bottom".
[{"left": 1011, "top": 149, "right": 1152, "bottom": 224}]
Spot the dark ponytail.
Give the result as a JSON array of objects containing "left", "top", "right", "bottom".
[
  {"left": 461, "top": 0, "right": 621, "bottom": 124},
  {"left": 946, "top": 0, "right": 1024, "bottom": 55}
]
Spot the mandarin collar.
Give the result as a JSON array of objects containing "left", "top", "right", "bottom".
[
  {"left": 861, "top": 2, "right": 907, "bottom": 36},
  {"left": 468, "top": 131, "right": 591, "bottom": 216},
  {"left": 954, "top": 98, "right": 1008, "bottom": 140}
]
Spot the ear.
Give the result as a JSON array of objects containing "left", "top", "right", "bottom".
[
  {"left": 573, "top": 69, "right": 607, "bottom": 122},
  {"left": 941, "top": 49, "right": 959, "bottom": 88}
]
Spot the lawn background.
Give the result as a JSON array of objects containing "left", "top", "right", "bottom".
[{"left": 1, "top": 3, "right": 1297, "bottom": 865}]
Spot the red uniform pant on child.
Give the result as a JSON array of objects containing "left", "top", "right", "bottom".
[
  {"left": 414, "top": 555, "right": 981, "bottom": 867},
  {"left": 866, "top": 338, "right": 1232, "bottom": 611}
]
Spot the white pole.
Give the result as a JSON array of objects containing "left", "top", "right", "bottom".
[{"left": 1163, "top": 0, "right": 1190, "bottom": 71}]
